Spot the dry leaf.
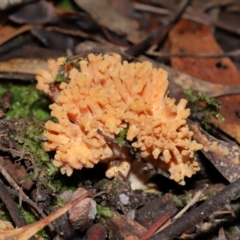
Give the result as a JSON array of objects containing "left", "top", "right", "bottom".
[
  {"left": 139, "top": 56, "right": 240, "bottom": 99},
  {"left": 158, "top": 63, "right": 240, "bottom": 99},
  {"left": 169, "top": 19, "right": 240, "bottom": 143},
  {"left": 74, "top": 0, "right": 143, "bottom": 43},
  {"left": 189, "top": 121, "right": 240, "bottom": 183},
  {"left": 0, "top": 220, "right": 14, "bottom": 231},
  {"left": 0, "top": 59, "right": 48, "bottom": 75}
]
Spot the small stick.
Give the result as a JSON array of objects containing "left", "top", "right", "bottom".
[
  {"left": 0, "top": 164, "right": 56, "bottom": 233},
  {"left": 0, "top": 164, "right": 23, "bottom": 206},
  {"left": 149, "top": 177, "right": 240, "bottom": 240},
  {"left": 146, "top": 49, "right": 240, "bottom": 59},
  {"left": 0, "top": 178, "right": 28, "bottom": 228},
  {"left": 125, "top": 0, "right": 190, "bottom": 56},
  {"left": 0, "top": 25, "right": 34, "bottom": 46},
  {"left": 172, "top": 185, "right": 208, "bottom": 221}
]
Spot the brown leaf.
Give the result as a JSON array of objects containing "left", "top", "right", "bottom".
[
  {"left": 0, "top": 46, "right": 64, "bottom": 61},
  {"left": 169, "top": 19, "right": 240, "bottom": 143},
  {"left": 0, "top": 58, "right": 48, "bottom": 75},
  {"left": 0, "top": 157, "right": 34, "bottom": 190},
  {"left": 0, "top": 220, "right": 14, "bottom": 231},
  {"left": 138, "top": 55, "right": 240, "bottom": 99},
  {"left": 158, "top": 63, "right": 240, "bottom": 99},
  {"left": 74, "top": 0, "right": 143, "bottom": 43},
  {"left": 189, "top": 121, "right": 240, "bottom": 183},
  {"left": 0, "top": 24, "right": 18, "bottom": 41},
  {"left": 109, "top": 0, "right": 134, "bottom": 17}
]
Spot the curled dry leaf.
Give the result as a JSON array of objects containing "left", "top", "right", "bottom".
[{"left": 189, "top": 121, "right": 240, "bottom": 183}]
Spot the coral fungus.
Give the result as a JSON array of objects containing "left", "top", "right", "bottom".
[{"left": 36, "top": 53, "right": 202, "bottom": 185}]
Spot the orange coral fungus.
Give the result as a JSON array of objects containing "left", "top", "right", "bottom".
[{"left": 36, "top": 53, "right": 202, "bottom": 185}]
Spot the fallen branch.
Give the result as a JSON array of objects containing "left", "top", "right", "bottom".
[{"left": 149, "top": 177, "right": 240, "bottom": 240}]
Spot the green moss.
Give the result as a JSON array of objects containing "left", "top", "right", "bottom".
[
  {"left": 116, "top": 127, "right": 128, "bottom": 147},
  {"left": 54, "top": 74, "right": 68, "bottom": 83},
  {"left": 184, "top": 89, "right": 225, "bottom": 128},
  {"left": 205, "top": 191, "right": 217, "bottom": 200},
  {"left": 0, "top": 213, "right": 11, "bottom": 221},
  {"left": 0, "top": 83, "right": 50, "bottom": 120},
  {"left": 55, "top": 0, "right": 76, "bottom": 10},
  {"left": 53, "top": 197, "right": 65, "bottom": 207},
  {"left": 17, "top": 123, "right": 50, "bottom": 163},
  {"left": 14, "top": 119, "right": 62, "bottom": 193},
  {"left": 173, "top": 196, "right": 183, "bottom": 207},
  {"left": 182, "top": 193, "right": 192, "bottom": 204},
  {"left": 228, "top": 225, "right": 240, "bottom": 234},
  {"left": 96, "top": 205, "right": 114, "bottom": 219},
  {"left": 0, "top": 85, "right": 6, "bottom": 96},
  {"left": 53, "top": 57, "right": 82, "bottom": 83}
]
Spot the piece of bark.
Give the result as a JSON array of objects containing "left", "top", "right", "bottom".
[{"left": 100, "top": 212, "right": 147, "bottom": 240}]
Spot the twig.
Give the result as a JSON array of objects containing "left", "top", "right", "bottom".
[
  {"left": 198, "top": 0, "right": 237, "bottom": 11},
  {"left": 7, "top": 187, "right": 48, "bottom": 220},
  {"left": 134, "top": 2, "right": 240, "bottom": 36},
  {"left": 0, "top": 179, "right": 37, "bottom": 240},
  {"left": 146, "top": 49, "right": 240, "bottom": 58},
  {"left": 0, "top": 164, "right": 56, "bottom": 233},
  {"left": 125, "top": 0, "right": 190, "bottom": 56},
  {"left": 0, "top": 179, "right": 27, "bottom": 228},
  {"left": 152, "top": 185, "right": 208, "bottom": 236},
  {"left": 45, "top": 26, "right": 104, "bottom": 43},
  {"left": 172, "top": 184, "right": 208, "bottom": 222},
  {"left": 149, "top": 177, "right": 240, "bottom": 240},
  {"left": 0, "top": 164, "right": 23, "bottom": 206},
  {"left": 140, "top": 212, "right": 171, "bottom": 240},
  {"left": 0, "top": 24, "right": 35, "bottom": 46}
]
